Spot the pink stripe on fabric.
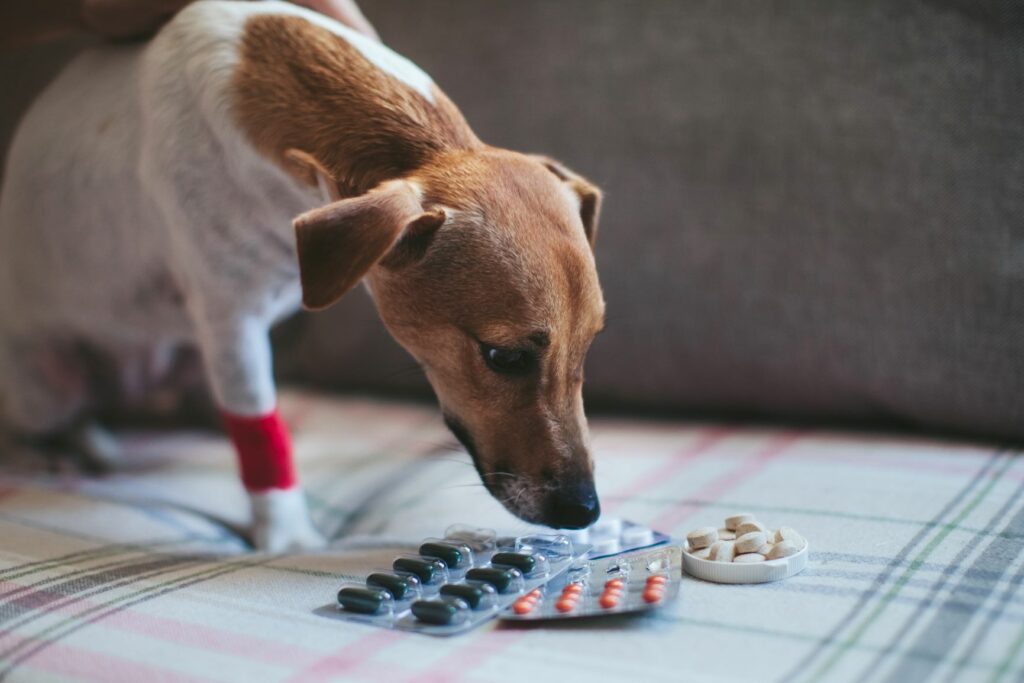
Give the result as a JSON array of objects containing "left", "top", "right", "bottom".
[
  {"left": 409, "top": 630, "right": 526, "bottom": 683},
  {"left": 650, "top": 432, "right": 801, "bottom": 531},
  {"left": 285, "top": 629, "right": 406, "bottom": 683},
  {"left": 602, "top": 427, "right": 733, "bottom": 515},
  {"left": 102, "top": 609, "right": 322, "bottom": 666},
  {"left": 0, "top": 579, "right": 321, "bottom": 668},
  {"left": 784, "top": 449, "right": 1023, "bottom": 480},
  {"left": 7, "top": 633, "right": 215, "bottom": 683}
]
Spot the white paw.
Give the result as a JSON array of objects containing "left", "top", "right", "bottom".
[{"left": 248, "top": 487, "right": 327, "bottom": 552}]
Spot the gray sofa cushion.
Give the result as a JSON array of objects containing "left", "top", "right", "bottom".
[
  {"left": 2, "top": 1, "right": 1022, "bottom": 439},
  {"left": 282, "top": 0, "right": 1024, "bottom": 439}
]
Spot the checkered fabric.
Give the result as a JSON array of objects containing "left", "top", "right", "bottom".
[{"left": 1, "top": 390, "right": 1021, "bottom": 682}]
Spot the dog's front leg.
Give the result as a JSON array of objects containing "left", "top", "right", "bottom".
[{"left": 193, "top": 314, "right": 325, "bottom": 552}]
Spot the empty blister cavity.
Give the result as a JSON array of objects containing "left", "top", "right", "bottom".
[
  {"left": 515, "top": 534, "right": 574, "bottom": 562},
  {"left": 444, "top": 524, "right": 497, "bottom": 555}
]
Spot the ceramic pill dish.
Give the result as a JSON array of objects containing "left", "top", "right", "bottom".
[
  {"left": 682, "top": 540, "right": 809, "bottom": 583},
  {"left": 682, "top": 516, "right": 810, "bottom": 583}
]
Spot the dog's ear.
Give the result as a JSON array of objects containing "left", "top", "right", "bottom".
[
  {"left": 533, "top": 155, "right": 602, "bottom": 247},
  {"left": 293, "top": 180, "right": 446, "bottom": 311}
]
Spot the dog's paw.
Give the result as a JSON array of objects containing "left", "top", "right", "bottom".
[{"left": 248, "top": 486, "right": 326, "bottom": 552}]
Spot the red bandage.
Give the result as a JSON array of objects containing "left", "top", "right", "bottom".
[{"left": 221, "top": 409, "right": 296, "bottom": 491}]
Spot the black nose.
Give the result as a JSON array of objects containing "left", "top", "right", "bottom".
[{"left": 543, "top": 485, "right": 601, "bottom": 529}]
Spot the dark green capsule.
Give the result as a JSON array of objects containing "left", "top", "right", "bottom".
[
  {"left": 490, "top": 552, "right": 536, "bottom": 575},
  {"left": 440, "top": 583, "right": 486, "bottom": 609},
  {"left": 337, "top": 587, "right": 388, "bottom": 615},
  {"left": 411, "top": 599, "right": 460, "bottom": 625},
  {"left": 366, "top": 573, "right": 414, "bottom": 600},
  {"left": 418, "top": 542, "right": 464, "bottom": 568},
  {"left": 393, "top": 557, "right": 438, "bottom": 583},
  {"left": 465, "top": 567, "right": 520, "bottom": 593}
]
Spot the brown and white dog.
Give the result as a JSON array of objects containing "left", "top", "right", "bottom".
[{"left": 0, "top": 0, "right": 605, "bottom": 550}]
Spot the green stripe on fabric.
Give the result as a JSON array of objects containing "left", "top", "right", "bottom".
[
  {"left": 805, "top": 453, "right": 1016, "bottom": 681},
  {"left": 660, "top": 616, "right": 1003, "bottom": 673},
  {"left": 990, "top": 609, "right": 1024, "bottom": 682}
]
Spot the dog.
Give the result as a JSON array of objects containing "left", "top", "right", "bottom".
[{"left": 0, "top": 0, "right": 605, "bottom": 551}]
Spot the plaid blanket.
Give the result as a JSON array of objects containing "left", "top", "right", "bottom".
[{"left": 0, "top": 390, "right": 1021, "bottom": 682}]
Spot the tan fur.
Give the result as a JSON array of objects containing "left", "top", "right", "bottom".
[
  {"left": 232, "top": 14, "right": 606, "bottom": 526},
  {"left": 233, "top": 15, "right": 479, "bottom": 197}
]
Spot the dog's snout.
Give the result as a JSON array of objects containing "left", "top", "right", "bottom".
[{"left": 543, "top": 483, "right": 601, "bottom": 530}]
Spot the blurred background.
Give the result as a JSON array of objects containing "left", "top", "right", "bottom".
[{"left": 2, "top": 0, "right": 1022, "bottom": 439}]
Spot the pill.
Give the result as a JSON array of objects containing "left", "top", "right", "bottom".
[
  {"left": 621, "top": 525, "right": 656, "bottom": 547},
  {"left": 411, "top": 599, "right": 465, "bottom": 625},
  {"left": 337, "top": 587, "right": 389, "bottom": 615},
  {"left": 591, "top": 538, "right": 621, "bottom": 555},
  {"left": 735, "top": 531, "right": 768, "bottom": 554},
  {"left": 392, "top": 557, "right": 441, "bottom": 583},
  {"left": 687, "top": 527, "right": 719, "bottom": 550},
  {"left": 418, "top": 542, "right": 465, "bottom": 569},
  {"left": 511, "top": 597, "right": 537, "bottom": 615},
  {"left": 590, "top": 518, "right": 624, "bottom": 540},
  {"left": 527, "top": 588, "right": 543, "bottom": 599},
  {"left": 709, "top": 540, "right": 735, "bottom": 562},
  {"left": 555, "top": 598, "right": 576, "bottom": 612},
  {"left": 766, "top": 540, "right": 800, "bottom": 560},
  {"left": 642, "top": 588, "right": 664, "bottom": 603},
  {"left": 465, "top": 567, "right": 521, "bottom": 593},
  {"left": 599, "top": 592, "right": 620, "bottom": 609},
  {"left": 490, "top": 552, "right": 537, "bottom": 575},
  {"left": 646, "top": 575, "right": 667, "bottom": 586},
  {"left": 366, "top": 573, "right": 417, "bottom": 600},
  {"left": 734, "top": 553, "right": 766, "bottom": 563},
  {"left": 717, "top": 528, "right": 737, "bottom": 541},
  {"left": 735, "top": 520, "right": 766, "bottom": 537},
  {"left": 725, "top": 513, "right": 756, "bottom": 531},
  {"left": 757, "top": 543, "right": 774, "bottom": 556},
  {"left": 775, "top": 527, "right": 806, "bottom": 548},
  {"left": 439, "top": 583, "right": 488, "bottom": 609},
  {"left": 562, "top": 584, "right": 583, "bottom": 595},
  {"left": 605, "top": 578, "right": 625, "bottom": 589},
  {"left": 691, "top": 547, "right": 712, "bottom": 559}
]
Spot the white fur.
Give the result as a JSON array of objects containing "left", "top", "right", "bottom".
[
  {"left": 249, "top": 486, "right": 326, "bottom": 552},
  {"left": 0, "top": 0, "right": 431, "bottom": 549}
]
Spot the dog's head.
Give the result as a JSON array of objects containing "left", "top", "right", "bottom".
[{"left": 293, "top": 148, "right": 604, "bottom": 528}]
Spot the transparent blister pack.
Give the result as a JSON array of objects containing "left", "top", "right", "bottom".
[
  {"left": 331, "top": 525, "right": 588, "bottom": 636},
  {"left": 563, "top": 518, "right": 671, "bottom": 559},
  {"left": 500, "top": 545, "right": 682, "bottom": 621}
]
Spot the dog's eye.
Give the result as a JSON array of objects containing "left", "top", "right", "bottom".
[{"left": 480, "top": 344, "right": 534, "bottom": 376}]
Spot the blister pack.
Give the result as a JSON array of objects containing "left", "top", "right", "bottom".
[
  {"left": 500, "top": 545, "right": 682, "bottom": 621},
  {"left": 566, "top": 517, "right": 671, "bottom": 558},
  {"left": 333, "top": 524, "right": 586, "bottom": 635}
]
